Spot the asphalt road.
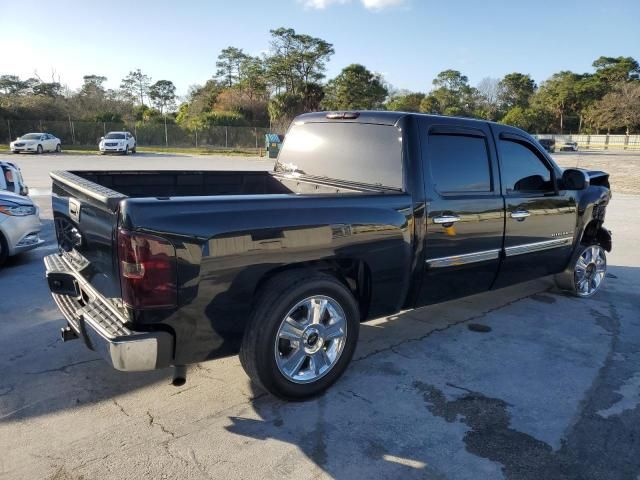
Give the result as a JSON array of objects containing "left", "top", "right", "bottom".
[{"left": 0, "top": 152, "right": 639, "bottom": 480}]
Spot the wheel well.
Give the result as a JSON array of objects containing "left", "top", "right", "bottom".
[
  {"left": 253, "top": 259, "right": 372, "bottom": 320},
  {"left": 581, "top": 220, "right": 612, "bottom": 252}
]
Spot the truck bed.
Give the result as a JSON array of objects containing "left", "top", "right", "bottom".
[{"left": 61, "top": 170, "right": 390, "bottom": 202}]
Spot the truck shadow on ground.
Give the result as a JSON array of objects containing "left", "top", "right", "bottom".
[{"left": 223, "top": 266, "right": 640, "bottom": 480}]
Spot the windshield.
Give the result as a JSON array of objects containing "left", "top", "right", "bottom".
[
  {"left": 105, "top": 133, "right": 125, "bottom": 139},
  {"left": 1, "top": 166, "right": 22, "bottom": 193},
  {"left": 21, "top": 133, "right": 42, "bottom": 140}
]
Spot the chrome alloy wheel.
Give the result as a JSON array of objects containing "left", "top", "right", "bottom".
[
  {"left": 574, "top": 245, "right": 606, "bottom": 297},
  {"left": 274, "top": 296, "right": 347, "bottom": 384}
]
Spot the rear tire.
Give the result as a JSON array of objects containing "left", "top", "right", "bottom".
[
  {"left": 240, "top": 270, "right": 360, "bottom": 400},
  {"left": 131, "top": 145, "right": 136, "bottom": 154}
]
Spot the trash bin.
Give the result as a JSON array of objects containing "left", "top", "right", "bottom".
[{"left": 265, "top": 133, "right": 284, "bottom": 159}]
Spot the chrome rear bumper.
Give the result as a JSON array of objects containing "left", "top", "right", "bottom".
[{"left": 44, "top": 253, "right": 173, "bottom": 371}]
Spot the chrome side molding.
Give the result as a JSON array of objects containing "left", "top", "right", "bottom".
[
  {"left": 504, "top": 237, "right": 573, "bottom": 257},
  {"left": 426, "top": 249, "right": 501, "bottom": 268},
  {"left": 426, "top": 236, "right": 573, "bottom": 268}
]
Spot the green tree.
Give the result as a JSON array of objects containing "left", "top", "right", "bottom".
[
  {"left": 266, "top": 27, "right": 334, "bottom": 95},
  {"left": 149, "top": 80, "right": 177, "bottom": 115},
  {"left": 419, "top": 94, "right": 440, "bottom": 114},
  {"left": 216, "top": 47, "right": 249, "bottom": 87},
  {"left": 238, "top": 56, "right": 268, "bottom": 101},
  {"left": 498, "top": 73, "right": 536, "bottom": 111},
  {"left": 500, "top": 105, "right": 554, "bottom": 133},
  {"left": 32, "top": 81, "right": 62, "bottom": 97},
  {"left": 386, "top": 92, "right": 425, "bottom": 112},
  {"left": 587, "top": 82, "right": 640, "bottom": 134},
  {"left": 0, "top": 75, "right": 29, "bottom": 95},
  {"left": 592, "top": 56, "right": 640, "bottom": 85},
  {"left": 424, "top": 70, "right": 478, "bottom": 117},
  {"left": 120, "top": 69, "right": 152, "bottom": 106},
  {"left": 80, "top": 75, "right": 107, "bottom": 97},
  {"left": 536, "top": 71, "right": 581, "bottom": 132},
  {"left": 264, "top": 27, "right": 334, "bottom": 124},
  {"left": 322, "top": 64, "right": 388, "bottom": 110}
]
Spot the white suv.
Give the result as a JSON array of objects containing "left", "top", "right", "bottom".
[{"left": 99, "top": 131, "right": 137, "bottom": 154}]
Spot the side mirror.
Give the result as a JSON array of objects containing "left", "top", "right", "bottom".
[
  {"left": 100, "top": 136, "right": 104, "bottom": 140},
  {"left": 20, "top": 186, "right": 29, "bottom": 196},
  {"left": 561, "top": 168, "right": 589, "bottom": 190}
]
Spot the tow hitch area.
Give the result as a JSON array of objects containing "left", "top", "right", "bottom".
[
  {"left": 47, "top": 272, "right": 80, "bottom": 297},
  {"left": 172, "top": 365, "right": 187, "bottom": 386},
  {"left": 60, "top": 325, "right": 78, "bottom": 342}
]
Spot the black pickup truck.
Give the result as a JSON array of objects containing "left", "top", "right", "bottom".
[{"left": 44, "top": 111, "right": 611, "bottom": 399}]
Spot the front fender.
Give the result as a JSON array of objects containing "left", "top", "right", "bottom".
[{"left": 597, "top": 227, "right": 612, "bottom": 252}]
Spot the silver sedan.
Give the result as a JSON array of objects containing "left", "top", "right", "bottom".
[{"left": 0, "top": 191, "right": 44, "bottom": 266}]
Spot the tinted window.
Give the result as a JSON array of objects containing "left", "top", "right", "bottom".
[
  {"left": 277, "top": 122, "right": 403, "bottom": 189},
  {"left": 428, "top": 134, "right": 491, "bottom": 193},
  {"left": 499, "top": 140, "right": 553, "bottom": 193},
  {"left": 105, "top": 133, "right": 126, "bottom": 139}
]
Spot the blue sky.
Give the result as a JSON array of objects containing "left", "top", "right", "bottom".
[{"left": 1, "top": 0, "right": 638, "bottom": 97}]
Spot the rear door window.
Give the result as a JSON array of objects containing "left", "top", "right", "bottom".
[{"left": 427, "top": 134, "right": 492, "bottom": 194}]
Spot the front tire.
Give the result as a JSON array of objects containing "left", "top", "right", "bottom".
[
  {"left": 37, "top": 145, "right": 43, "bottom": 154},
  {"left": 131, "top": 145, "right": 137, "bottom": 154},
  {"left": 240, "top": 271, "right": 360, "bottom": 400},
  {"left": 55, "top": 144, "right": 61, "bottom": 153},
  {"left": 124, "top": 146, "right": 129, "bottom": 155},
  {"left": 555, "top": 243, "right": 606, "bottom": 297}
]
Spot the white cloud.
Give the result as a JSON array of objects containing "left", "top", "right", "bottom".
[
  {"left": 360, "top": 0, "right": 405, "bottom": 10},
  {"left": 300, "top": 0, "right": 405, "bottom": 10},
  {"left": 300, "top": 0, "right": 349, "bottom": 9}
]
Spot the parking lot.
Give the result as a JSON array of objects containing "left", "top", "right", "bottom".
[{"left": 1, "top": 151, "right": 639, "bottom": 480}]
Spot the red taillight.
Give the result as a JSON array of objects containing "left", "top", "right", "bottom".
[{"left": 117, "top": 228, "right": 177, "bottom": 309}]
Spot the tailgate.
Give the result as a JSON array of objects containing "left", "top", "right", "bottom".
[{"left": 51, "top": 171, "right": 127, "bottom": 300}]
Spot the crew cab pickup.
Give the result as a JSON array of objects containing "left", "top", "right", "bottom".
[{"left": 44, "top": 112, "right": 612, "bottom": 399}]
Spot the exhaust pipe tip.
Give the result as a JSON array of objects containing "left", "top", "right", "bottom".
[
  {"left": 60, "top": 326, "right": 78, "bottom": 342},
  {"left": 172, "top": 365, "right": 187, "bottom": 387}
]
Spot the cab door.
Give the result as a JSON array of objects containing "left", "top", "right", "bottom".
[
  {"left": 490, "top": 125, "right": 577, "bottom": 288},
  {"left": 46, "top": 134, "right": 56, "bottom": 151},
  {"left": 417, "top": 118, "right": 505, "bottom": 305}
]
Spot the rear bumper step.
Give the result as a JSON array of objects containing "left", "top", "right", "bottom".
[{"left": 44, "top": 253, "right": 173, "bottom": 371}]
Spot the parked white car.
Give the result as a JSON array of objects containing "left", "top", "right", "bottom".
[
  {"left": 0, "top": 186, "right": 43, "bottom": 267},
  {"left": 99, "top": 131, "right": 136, "bottom": 154},
  {"left": 560, "top": 141, "right": 579, "bottom": 152},
  {"left": 10, "top": 133, "right": 61, "bottom": 154}
]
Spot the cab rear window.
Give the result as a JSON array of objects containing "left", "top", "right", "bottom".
[{"left": 277, "top": 122, "right": 403, "bottom": 189}]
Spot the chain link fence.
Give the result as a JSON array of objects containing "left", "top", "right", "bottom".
[{"left": 0, "top": 119, "right": 273, "bottom": 150}]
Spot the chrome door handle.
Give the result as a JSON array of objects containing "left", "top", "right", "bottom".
[
  {"left": 510, "top": 210, "right": 530, "bottom": 220},
  {"left": 433, "top": 215, "right": 461, "bottom": 224}
]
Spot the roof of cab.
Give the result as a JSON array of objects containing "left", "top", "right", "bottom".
[{"left": 295, "top": 110, "right": 506, "bottom": 128}]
